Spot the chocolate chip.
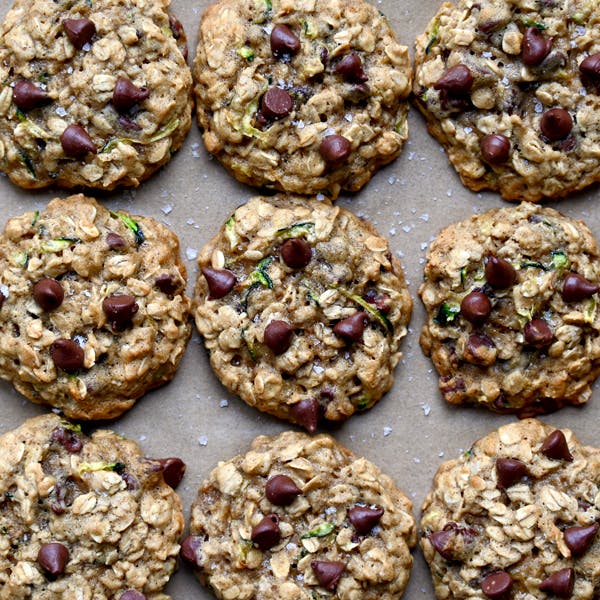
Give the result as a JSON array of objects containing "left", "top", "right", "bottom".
[
  {"left": 333, "top": 312, "right": 368, "bottom": 342},
  {"left": 60, "top": 124, "right": 96, "bottom": 158},
  {"left": 540, "top": 108, "right": 573, "bottom": 141},
  {"left": 51, "top": 426, "right": 82, "bottom": 453},
  {"left": 106, "top": 232, "right": 126, "bottom": 249},
  {"left": 37, "top": 542, "right": 69, "bottom": 577},
  {"left": 562, "top": 272, "right": 599, "bottom": 302},
  {"left": 260, "top": 87, "right": 293, "bottom": 121},
  {"left": 540, "top": 430, "right": 573, "bottom": 461},
  {"left": 522, "top": 27, "right": 553, "bottom": 66},
  {"left": 347, "top": 505, "right": 384, "bottom": 535},
  {"left": 320, "top": 135, "right": 351, "bottom": 164},
  {"left": 122, "top": 472, "right": 139, "bottom": 491},
  {"left": 564, "top": 522, "right": 599, "bottom": 557},
  {"left": 265, "top": 474, "right": 302, "bottom": 505},
  {"left": 485, "top": 255, "right": 516, "bottom": 289},
  {"left": 270, "top": 24, "right": 300, "bottom": 59},
  {"left": 264, "top": 320, "right": 294, "bottom": 355},
  {"left": 51, "top": 339, "right": 84, "bottom": 372},
  {"left": 333, "top": 52, "right": 368, "bottom": 83},
  {"left": 251, "top": 514, "right": 281, "bottom": 551},
  {"left": 112, "top": 77, "right": 150, "bottom": 112},
  {"left": 102, "top": 294, "right": 138, "bottom": 331},
  {"left": 63, "top": 18, "right": 96, "bottom": 49},
  {"left": 180, "top": 535, "right": 203, "bottom": 567},
  {"left": 290, "top": 398, "right": 320, "bottom": 433},
  {"left": 363, "top": 290, "right": 391, "bottom": 314},
  {"left": 155, "top": 457, "right": 186, "bottom": 488},
  {"left": 169, "top": 14, "right": 188, "bottom": 59},
  {"left": 464, "top": 333, "right": 497, "bottom": 366},
  {"left": 480, "top": 134, "right": 511, "bottom": 165},
  {"left": 460, "top": 291, "right": 492, "bottom": 324},
  {"left": 280, "top": 237, "right": 312, "bottom": 269},
  {"left": 311, "top": 560, "right": 345, "bottom": 590},
  {"left": 481, "top": 571, "right": 512, "bottom": 599},
  {"left": 0, "top": 291, "right": 5, "bottom": 309},
  {"left": 13, "top": 80, "right": 50, "bottom": 111},
  {"left": 580, "top": 52, "right": 600, "bottom": 79},
  {"left": 434, "top": 64, "right": 473, "bottom": 95},
  {"left": 539, "top": 567, "right": 575, "bottom": 597},
  {"left": 33, "top": 278, "right": 64, "bottom": 311},
  {"left": 496, "top": 458, "right": 528, "bottom": 489},
  {"left": 428, "top": 529, "right": 456, "bottom": 560},
  {"left": 120, "top": 592, "right": 146, "bottom": 600},
  {"left": 201, "top": 267, "right": 236, "bottom": 299},
  {"left": 524, "top": 318, "right": 553, "bottom": 347},
  {"left": 155, "top": 273, "right": 178, "bottom": 295}
]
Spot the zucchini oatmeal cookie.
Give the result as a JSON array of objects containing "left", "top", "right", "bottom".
[
  {"left": 0, "top": 413, "right": 185, "bottom": 599},
  {"left": 193, "top": 195, "right": 412, "bottom": 432},
  {"left": 419, "top": 202, "right": 600, "bottom": 416},
  {"left": 413, "top": 0, "right": 600, "bottom": 201},
  {"left": 421, "top": 419, "right": 600, "bottom": 599},
  {"left": 0, "top": 195, "right": 192, "bottom": 420},
  {"left": 182, "top": 430, "right": 416, "bottom": 599},
  {"left": 193, "top": 0, "right": 411, "bottom": 198},
  {"left": 0, "top": 0, "right": 192, "bottom": 190}
]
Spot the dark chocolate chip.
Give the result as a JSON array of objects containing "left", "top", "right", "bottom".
[
  {"left": 485, "top": 255, "right": 516, "bottom": 289},
  {"left": 63, "top": 18, "right": 96, "bottom": 49},
  {"left": 564, "top": 522, "right": 599, "bottom": 557},
  {"left": 311, "top": 560, "right": 345, "bottom": 590},
  {"left": 481, "top": 571, "right": 512, "bottom": 599},
  {"left": 460, "top": 291, "right": 492, "bottom": 324},
  {"left": 260, "top": 87, "right": 293, "bottom": 121},
  {"left": 540, "top": 108, "right": 573, "bottom": 141},
  {"left": 51, "top": 426, "right": 82, "bottom": 453},
  {"left": 428, "top": 529, "right": 456, "bottom": 560},
  {"left": 539, "top": 567, "right": 575, "bottom": 598},
  {"left": 33, "top": 278, "right": 64, "bottom": 311},
  {"left": 270, "top": 24, "right": 300, "bottom": 59},
  {"left": 102, "top": 294, "right": 138, "bottom": 331},
  {"left": 540, "top": 430, "right": 573, "bottom": 461},
  {"left": 433, "top": 64, "right": 473, "bottom": 95},
  {"left": 201, "top": 267, "right": 236, "bottom": 299},
  {"left": 122, "top": 472, "right": 139, "bottom": 491},
  {"left": 155, "top": 457, "right": 186, "bottom": 488},
  {"left": 37, "top": 542, "right": 69, "bottom": 577},
  {"left": 320, "top": 135, "right": 351, "bottom": 164},
  {"left": 347, "top": 505, "right": 384, "bottom": 535},
  {"left": 522, "top": 27, "right": 553, "bottom": 66},
  {"left": 265, "top": 474, "right": 302, "bottom": 505},
  {"left": 13, "top": 80, "right": 50, "bottom": 111},
  {"left": 106, "top": 232, "right": 126, "bottom": 249},
  {"left": 251, "top": 514, "right": 281, "bottom": 551},
  {"left": 580, "top": 52, "right": 600, "bottom": 79},
  {"left": 180, "top": 535, "right": 203, "bottom": 567},
  {"left": 290, "top": 398, "right": 319, "bottom": 433},
  {"left": 480, "top": 134, "right": 511, "bottom": 165},
  {"left": 169, "top": 14, "right": 188, "bottom": 60},
  {"left": 523, "top": 318, "right": 553, "bottom": 347},
  {"left": 0, "top": 290, "right": 5, "bottom": 309},
  {"left": 155, "top": 273, "right": 178, "bottom": 295},
  {"left": 51, "top": 339, "right": 84, "bottom": 372},
  {"left": 496, "top": 458, "right": 528, "bottom": 489},
  {"left": 464, "top": 333, "right": 496, "bottom": 366},
  {"left": 120, "top": 592, "right": 146, "bottom": 600},
  {"left": 118, "top": 115, "right": 142, "bottom": 131},
  {"left": 333, "top": 312, "right": 368, "bottom": 342},
  {"left": 562, "top": 272, "right": 599, "bottom": 302},
  {"left": 333, "top": 52, "right": 368, "bottom": 83},
  {"left": 280, "top": 237, "right": 312, "bottom": 269},
  {"left": 363, "top": 289, "right": 391, "bottom": 314},
  {"left": 112, "top": 77, "right": 150, "bottom": 112},
  {"left": 60, "top": 124, "right": 96, "bottom": 158},
  {"left": 264, "top": 320, "right": 294, "bottom": 355}
]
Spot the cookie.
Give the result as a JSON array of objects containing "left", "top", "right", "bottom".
[
  {"left": 0, "top": 0, "right": 192, "bottom": 190},
  {"left": 413, "top": 0, "right": 600, "bottom": 201},
  {"left": 192, "top": 0, "right": 411, "bottom": 198},
  {"left": 0, "top": 195, "right": 192, "bottom": 420},
  {"left": 0, "top": 413, "right": 185, "bottom": 599},
  {"left": 193, "top": 195, "right": 412, "bottom": 431},
  {"left": 183, "top": 430, "right": 416, "bottom": 599},
  {"left": 419, "top": 202, "right": 600, "bottom": 416},
  {"left": 421, "top": 419, "right": 600, "bottom": 599}
]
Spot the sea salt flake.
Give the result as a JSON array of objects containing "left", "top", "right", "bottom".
[
  {"left": 185, "top": 247, "right": 198, "bottom": 260},
  {"left": 219, "top": 399, "right": 229, "bottom": 408},
  {"left": 55, "top": 106, "right": 67, "bottom": 117},
  {"left": 161, "top": 203, "right": 173, "bottom": 215},
  {"left": 198, "top": 436, "right": 208, "bottom": 446},
  {"left": 383, "top": 426, "right": 392, "bottom": 437}
]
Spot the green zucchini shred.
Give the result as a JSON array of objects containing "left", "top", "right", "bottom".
[
  {"left": 237, "top": 46, "right": 254, "bottom": 61},
  {"left": 301, "top": 522, "right": 335, "bottom": 538},
  {"left": 434, "top": 303, "right": 460, "bottom": 325},
  {"left": 17, "top": 148, "right": 36, "bottom": 178},
  {"left": 338, "top": 288, "right": 393, "bottom": 335},
  {"left": 110, "top": 211, "right": 145, "bottom": 245},
  {"left": 275, "top": 222, "right": 315, "bottom": 239}
]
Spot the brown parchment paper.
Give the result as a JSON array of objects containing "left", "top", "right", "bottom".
[{"left": 0, "top": 0, "right": 599, "bottom": 597}]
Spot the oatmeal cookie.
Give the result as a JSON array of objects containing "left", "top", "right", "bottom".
[
  {"left": 193, "top": 0, "right": 411, "bottom": 198},
  {"left": 193, "top": 195, "right": 412, "bottom": 431},
  {"left": 0, "top": 195, "right": 192, "bottom": 420},
  {"left": 419, "top": 202, "right": 600, "bottom": 416},
  {"left": 413, "top": 0, "right": 600, "bottom": 201},
  {"left": 0, "top": 413, "right": 185, "bottom": 599},
  {"left": 0, "top": 0, "right": 192, "bottom": 190},
  {"left": 421, "top": 419, "right": 600, "bottom": 599},
  {"left": 183, "top": 430, "right": 416, "bottom": 599}
]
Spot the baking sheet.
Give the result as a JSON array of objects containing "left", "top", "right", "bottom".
[{"left": 0, "top": 0, "right": 599, "bottom": 597}]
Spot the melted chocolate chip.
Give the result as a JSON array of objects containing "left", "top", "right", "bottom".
[
  {"left": 113, "top": 77, "right": 150, "bottom": 112},
  {"left": 37, "top": 542, "right": 69, "bottom": 577},
  {"left": 311, "top": 560, "right": 345, "bottom": 590},
  {"left": 102, "top": 294, "right": 138, "bottom": 331},
  {"left": 251, "top": 514, "right": 281, "bottom": 551},
  {"left": 428, "top": 523, "right": 477, "bottom": 561},
  {"left": 522, "top": 27, "right": 553, "bottom": 66},
  {"left": 480, "top": 134, "right": 511, "bottom": 165},
  {"left": 265, "top": 474, "right": 302, "bottom": 505},
  {"left": 333, "top": 52, "right": 368, "bottom": 83},
  {"left": 562, "top": 272, "right": 599, "bottom": 302},
  {"left": 270, "top": 24, "right": 300, "bottom": 59},
  {"left": 180, "top": 535, "right": 203, "bottom": 567},
  {"left": 290, "top": 398, "right": 319, "bottom": 433},
  {"left": 201, "top": 267, "right": 236, "bottom": 299},
  {"left": 33, "top": 278, "right": 64, "bottom": 311},
  {"left": 347, "top": 505, "right": 384, "bottom": 535},
  {"left": 460, "top": 291, "right": 492, "bottom": 324},
  {"left": 523, "top": 318, "right": 553, "bottom": 347},
  {"left": 496, "top": 458, "right": 528, "bottom": 489},
  {"left": 63, "top": 18, "right": 96, "bottom": 49},
  {"left": 333, "top": 312, "right": 368, "bottom": 342},
  {"left": 485, "top": 255, "right": 516, "bottom": 289},
  {"left": 280, "top": 237, "right": 312, "bottom": 269},
  {"left": 464, "top": 333, "right": 497, "bottom": 366},
  {"left": 106, "top": 232, "right": 126, "bottom": 249},
  {"left": 540, "top": 108, "right": 573, "bottom": 141},
  {"left": 155, "top": 273, "right": 178, "bottom": 295},
  {"left": 434, "top": 64, "right": 473, "bottom": 95},
  {"left": 539, "top": 567, "right": 575, "bottom": 597},
  {"left": 580, "top": 52, "right": 600, "bottom": 79},
  {"left": 13, "top": 80, "right": 50, "bottom": 111},
  {"left": 51, "top": 426, "right": 82, "bottom": 453},
  {"left": 51, "top": 339, "right": 84, "bottom": 372},
  {"left": 260, "top": 87, "right": 293, "bottom": 121},
  {"left": 264, "top": 320, "right": 294, "bottom": 355},
  {"left": 120, "top": 592, "right": 146, "bottom": 600},
  {"left": 564, "top": 522, "right": 599, "bottom": 557},
  {"left": 320, "top": 135, "right": 351, "bottom": 164},
  {"left": 540, "top": 430, "right": 573, "bottom": 461},
  {"left": 481, "top": 571, "right": 512, "bottom": 599},
  {"left": 60, "top": 124, "right": 96, "bottom": 158},
  {"left": 155, "top": 457, "right": 186, "bottom": 488}
]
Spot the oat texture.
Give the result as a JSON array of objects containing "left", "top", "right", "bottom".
[
  {"left": 188, "top": 431, "right": 416, "bottom": 599},
  {"left": 193, "top": 0, "right": 411, "bottom": 198},
  {"left": 0, "top": 195, "right": 192, "bottom": 419},
  {"left": 193, "top": 195, "right": 412, "bottom": 429},
  {"left": 0, "top": 0, "right": 192, "bottom": 190},
  {"left": 421, "top": 419, "right": 600, "bottom": 599},
  {"left": 413, "top": 0, "right": 600, "bottom": 201},
  {"left": 0, "top": 413, "right": 184, "bottom": 599},
  {"left": 419, "top": 202, "right": 600, "bottom": 415}
]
